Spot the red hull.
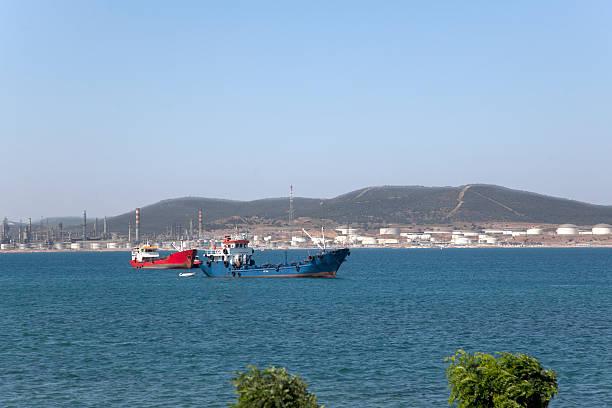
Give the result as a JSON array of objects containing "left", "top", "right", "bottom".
[{"left": 130, "top": 249, "right": 197, "bottom": 269}]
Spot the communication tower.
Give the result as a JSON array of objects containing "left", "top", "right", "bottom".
[{"left": 289, "top": 185, "right": 294, "bottom": 227}]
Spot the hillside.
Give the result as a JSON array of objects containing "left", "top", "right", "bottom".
[{"left": 99, "top": 185, "right": 612, "bottom": 234}]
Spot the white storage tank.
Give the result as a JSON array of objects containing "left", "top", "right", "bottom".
[
  {"left": 359, "top": 237, "right": 377, "bottom": 245},
  {"left": 90, "top": 242, "right": 101, "bottom": 250},
  {"left": 54, "top": 242, "right": 64, "bottom": 250},
  {"left": 380, "top": 227, "right": 400, "bottom": 235},
  {"left": 70, "top": 242, "right": 81, "bottom": 250},
  {"left": 592, "top": 224, "right": 612, "bottom": 235},
  {"left": 19, "top": 243, "right": 28, "bottom": 250},
  {"left": 556, "top": 224, "right": 579, "bottom": 235},
  {"left": 107, "top": 242, "right": 118, "bottom": 249},
  {"left": 1, "top": 243, "right": 11, "bottom": 250},
  {"left": 527, "top": 228, "right": 544, "bottom": 235}
]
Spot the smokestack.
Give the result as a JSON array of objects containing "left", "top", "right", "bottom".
[
  {"left": 1, "top": 217, "right": 8, "bottom": 242},
  {"left": 94, "top": 218, "right": 98, "bottom": 237},
  {"left": 128, "top": 221, "right": 132, "bottom": 243},
  {"left": 1, "top": 217, "right": 7, "bottom": 240},
  {"left": 135, "top": 208, "right": 140, "bottom": 243},
  {"left": 103, "top": 216, "right": 108, "bottom": 238},
  {"left": 198, "top": 209, "right": 203, "bottom": 236},
  {"left": 83, "top": 210, "right": 87, "bottom": 241},
  {"left": 58, "top": 222, "right": 63, "bottom": 241}
]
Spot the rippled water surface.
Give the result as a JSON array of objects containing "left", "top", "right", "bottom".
[{"left": 1, "top": 248, "right": 611, "bottom": 407}]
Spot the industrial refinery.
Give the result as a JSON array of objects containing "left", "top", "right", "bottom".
[
  {"left": 2, "top": 208, "right": 612, "bottom": 251},
  {"left": 0, "top": 208, "right": 209, "bottom": 251},
  {"left": 2, "top": 184, "right": 612, "bottom": 251}
]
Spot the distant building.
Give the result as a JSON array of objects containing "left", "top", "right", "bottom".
[
  {"left": 452, "top": 236, "right": 473, "bottom": 245},
  {"left": 377, "top": 238, "right": 399, "bottom": 245},
  {"left": 478, "top": 235, "right": 497, "bottom": 244},
  {"left": 336, "top": 227, "right": 358, "bottom": 235}
]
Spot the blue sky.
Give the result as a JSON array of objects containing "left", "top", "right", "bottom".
[{"left": 1, "top": 1, "right": 611, "bottom": 218}]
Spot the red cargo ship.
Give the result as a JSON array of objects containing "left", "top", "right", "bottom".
[{"left": 129, "top": 246, "right": 197, "bottom": 269}]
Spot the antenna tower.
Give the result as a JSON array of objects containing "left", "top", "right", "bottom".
[{"left": 289, "top": 185, "right": 294, "bottom": 227}]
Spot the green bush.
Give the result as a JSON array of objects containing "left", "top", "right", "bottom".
[
  {"left": 446, "top": 349, "right": 558, "bottom": 408},
  {"left": 229, "top": 365, "right": 323, "bottom": 408}
]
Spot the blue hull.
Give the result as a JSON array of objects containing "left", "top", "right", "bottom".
[{"left": 199, "top": 248, "right": 350, "bottom": 278}]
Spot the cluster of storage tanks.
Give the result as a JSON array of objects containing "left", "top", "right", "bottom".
[
  {"left": 556, "top": 224, "right": 612, "bottom": 235},
  {"left": 0, "top": 241, "right": 134, "bottom": 250}
]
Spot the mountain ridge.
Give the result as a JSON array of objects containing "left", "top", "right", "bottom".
[{"left": 93, "top": 184, "right": 612, "bottom": 234}]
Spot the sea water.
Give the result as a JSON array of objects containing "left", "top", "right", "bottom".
[{"left": 1, "top": 248, "right": 610, "bottom": 407}]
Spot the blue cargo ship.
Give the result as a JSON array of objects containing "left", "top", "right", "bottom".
[{"left": 199, "top": 234, "right": 349, "bottom": 278}]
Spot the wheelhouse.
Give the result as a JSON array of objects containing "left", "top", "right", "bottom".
[
  {"left": 203, "top": 234, "right": 254, "bottom": 266},
  {"left": 131, "top": 245, "right": 160, "bottom": 263}
]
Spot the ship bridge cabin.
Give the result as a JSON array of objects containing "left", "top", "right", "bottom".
[
  {"left": 131, "top": 245, "right": 160, "bottom": 262},
  {"left": 203, "top": 235, "right": 254, "bottom": 267}
]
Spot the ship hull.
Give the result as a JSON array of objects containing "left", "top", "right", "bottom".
[
  {"left": 130, "top": 249, "right": 197, "bottom": 269},
  {"left": 199, "top": 248, "right": 349, "bottom": 278}
]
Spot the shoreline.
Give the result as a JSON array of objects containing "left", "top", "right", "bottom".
[{"left": 2, "top": 244, "right": 612, "bottom": 254}]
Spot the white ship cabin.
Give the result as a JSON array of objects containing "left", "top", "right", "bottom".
[
  {"left": 131, "top": 245, "right": 160, "bottom": 262},
  {"left": 204, "top": 234, "right": 254, "bottom": 266}
]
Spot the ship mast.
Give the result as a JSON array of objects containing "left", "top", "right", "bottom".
[{"left": 302, "top": 228, "right": 324, "bottom": 251}]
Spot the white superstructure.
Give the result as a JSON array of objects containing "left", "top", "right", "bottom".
[{"left": 131, "top": 245, "right": 160, "bottom": 262}]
